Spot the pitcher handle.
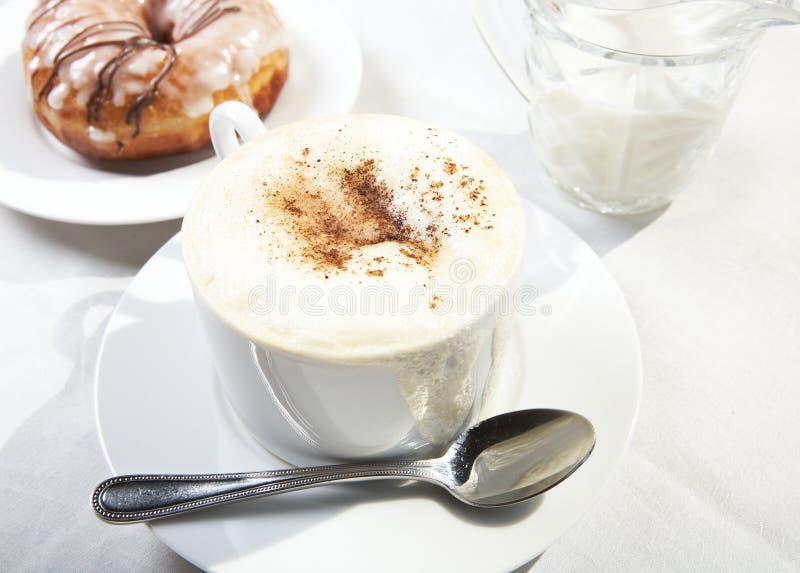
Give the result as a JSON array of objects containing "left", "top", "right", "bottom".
[
  {"left": 209, "top": 101, "right": 267, "bottom": 160},
  {"left": 472, "top": 0, "right": 533, "bottom": 103}
]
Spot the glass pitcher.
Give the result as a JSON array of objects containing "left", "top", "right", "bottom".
[{"left": 474, "top": 0, "right": 798, "bottom": 214}]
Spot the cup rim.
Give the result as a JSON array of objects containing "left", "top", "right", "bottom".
[
  {"left": 181, "top": 113, "right": 527, "bottom": 364},
  {"left": 188, "top": 279, "right": 505, "bottom": 364}
]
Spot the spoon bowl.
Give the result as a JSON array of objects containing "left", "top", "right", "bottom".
[
  {"left": 93, "top": 409, "right": 596, "bottom": 523},
  {"left": 445, "top": 409, "right": 596, "bottom": 507}
]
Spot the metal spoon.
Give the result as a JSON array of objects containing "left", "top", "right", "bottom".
[{"left": 92, "top": 409, "right": 595, "bottom": 523}]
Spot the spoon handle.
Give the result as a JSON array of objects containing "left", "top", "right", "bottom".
[{"left": 92, "top": 461, "right": 440, "bottom": 523}]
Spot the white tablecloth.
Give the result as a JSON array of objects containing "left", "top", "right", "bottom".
[{"left": 1, "top": 1, "right": 798, "bottom": 571}]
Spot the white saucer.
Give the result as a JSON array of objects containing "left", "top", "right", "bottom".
[
  {"left": 95, "top": 198, "right": 641, "bottom": 572},
  {"left": 0, "top": 0, "right": 361, "bottom": 225}
]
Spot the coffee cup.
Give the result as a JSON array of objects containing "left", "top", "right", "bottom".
[{"left": 182, "top": 102, "right": 525, "bottom": 465}]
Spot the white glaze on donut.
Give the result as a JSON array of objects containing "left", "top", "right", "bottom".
[
  {"left": 151, "top": 0, "right": 287, "bottom": 116},
  {"left": 24, "top": 0, "right": 287, "bottom": 131}
]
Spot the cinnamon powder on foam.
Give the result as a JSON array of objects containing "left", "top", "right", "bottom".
[{"left": 256, "top": 143, "right": 494, "bottom": 277}]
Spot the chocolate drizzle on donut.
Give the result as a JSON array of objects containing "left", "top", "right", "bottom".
[
  {"left": 28, "top": 0, "right": 242, "bottom": 138},
  {"left": 28, "top": 0, "right": 71, "bottom": 30},
  {"left": 172, "top": 0, "right": 242, "bottom": 42}
]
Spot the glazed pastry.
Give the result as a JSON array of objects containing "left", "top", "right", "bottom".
[{"left": 22, "top": 0, "right": 288, "bottom": 159}]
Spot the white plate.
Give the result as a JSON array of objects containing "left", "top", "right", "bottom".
[
  {"left": 95, "top": 199, "right": 642, "bottom": 573},
  {"left": 0, "top": 0, "right": 361, "bottom": 225}
]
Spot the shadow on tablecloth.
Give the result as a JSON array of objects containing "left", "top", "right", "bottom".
[{"left": 0, "top": 288, "right": 200, "bottom": 572}]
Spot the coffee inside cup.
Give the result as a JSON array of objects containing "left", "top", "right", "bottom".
[{"left": 183, "top": 114, "right": 525, "bottom": 445}]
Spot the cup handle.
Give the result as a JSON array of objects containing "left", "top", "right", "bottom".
[
  {"left": 209, "top": 101, "right": 267, "bottom": 160},
  {"left": 472, "top": 0, "right": 532, "bottom": 103}
]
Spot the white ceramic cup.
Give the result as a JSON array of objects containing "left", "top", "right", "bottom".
[{"left": 194, "top": 102, "right": 505, "bottom": 466}]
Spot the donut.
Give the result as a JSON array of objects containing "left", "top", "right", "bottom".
[{"left": 22, "top": 0, "right": 288, "bottom": 159}]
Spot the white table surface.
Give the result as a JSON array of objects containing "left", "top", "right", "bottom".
[{"left": 1, "top": 1, "right": 799, "bottom": 571}]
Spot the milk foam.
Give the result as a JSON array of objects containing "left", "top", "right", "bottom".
[{"left": 183, "top": 114, "right": 525, "bottom": 363}]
